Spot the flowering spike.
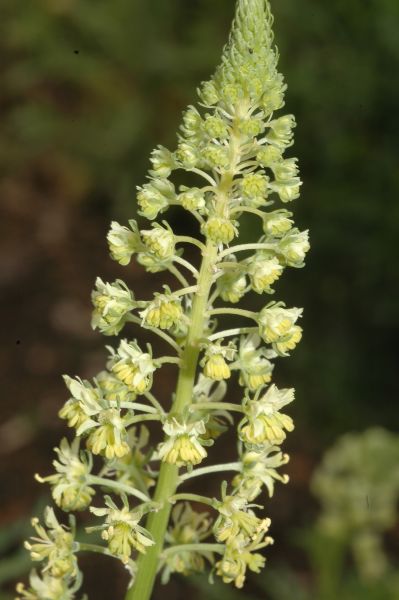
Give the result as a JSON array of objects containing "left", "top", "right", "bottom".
[{"left": 20, "top": 2, "right": 309, "bottom": 599}]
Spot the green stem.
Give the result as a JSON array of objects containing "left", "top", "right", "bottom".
[
  {"left": 127, "top": 110, "right": 244, "bottom": 600},
  {"left": 215, "top": 260, "right": 246, "bottom": 270},
  {"left": 188, "top": 167, "right": 217, "bottom": 187},
  {"left": 173, "top": 256, "right": 199, "bottom": 278},
  {"left": 175, "top": 235, "right": 207, "bottom": 252},
  {"left": 161, "top": 543, "right": 224, "bottom": 559},
  {"left": 230, "top": 206, "right": 266, "bottom": 219},
  {"left": 88, "top": 476, "right": 150, "bottom": 502},
  {"left": 169, "top": 493, "right": 215, "bottom": 508},
  {"left": 79, "top": 542, "right": 112, "bottom": 557},
  {"left": 191, "top": 402, "right": 244, "bottom": 414},
  {"left": 144, "top": 391, "right": 165, "bottom": 414},
  {"left": 167, "top": 263, "right": 190, "bottom": 288},
  {"left": 119, "top": 402, "right": 158, "bottom": 414},
  {"left": 126, "top": 241, "right": 218, "bottom": 600},
  {"left": 155, "top": 356, "right": 182, "bottom": 366},
  {"left": 208, "top": 326, "right": 258, "bottom": 342},
  {"left": 125, "top": 414, "right": 162, "bottom": 428},
  {"left": 127, "top": 315, "right": 182, "bottom": 355},
  {"left": 208, "top": 307, "right": 257, "bottom": 321},
  {"left": 173, "top": 285, "right": 199, "bottom": 297},
  {"left": 218, "top": 242, "right": 274, "bottom": 260},
  {"left": 179, "top": 462, "right": 241, "bottom": 483}
]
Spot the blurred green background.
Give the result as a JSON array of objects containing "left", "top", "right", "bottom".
[{"left": 1, "top": 0, "right": 398, "bottom": 598}]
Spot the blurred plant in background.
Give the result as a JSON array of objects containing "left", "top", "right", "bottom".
[
  {"left": 312, "top": 427, "right": 399, "bottom": 584},
  {"left": 307, "top": 428, "right": 399, "bottom": 600},
  {"left": 1, "top": 0, "right": 236, "bottom": 213}
]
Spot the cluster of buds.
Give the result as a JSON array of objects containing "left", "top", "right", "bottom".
[{"left": 20, "top": 1, "right": 309, "bottom": 598}]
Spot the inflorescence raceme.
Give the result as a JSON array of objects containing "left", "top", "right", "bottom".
[{"left": 18, "top": 1, "right": 309, "bottom": 598}]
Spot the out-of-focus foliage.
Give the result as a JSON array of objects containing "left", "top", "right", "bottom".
[
  {"left": 1, "top": 0, "right": 233, "bottom": 213},
  {"left": 312, "top": 429, "right": 399, "bottom": 560},
  {"left": 308, "top": 428, "right": 399, "bottom": 599}
]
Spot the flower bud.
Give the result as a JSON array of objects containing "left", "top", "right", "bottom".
[
  {"left": 247, "top": 77, "right": 264, "bottom": 102},
  {"left": 217, "top": 263, "right": 247, "bottom": 304},
  {"left": 258, "top": 304, "right": 303, "bottom": 354},
  {"left": 204, "top": 115, "right": 229, "bottom": 139},
  {"left": 137, "top": 178, "right": 175, "bottom": 220},
  {"left": 271, "top": 157, "right": 301, "bottom": 202},
  {"left": 91, "top": 278, "right": 135, "bottom": 336},
  {"left": 278, "top": 229, "right": 310, "bottom": 267},
  {"left": 178, "top": 187, "right": 206, "bottom": 212},
  {"left": 60, "top": 376, "right": 100, "bottom": 431},
  {"left": 202, "top": 145, "right": 229, "bottom": 169},
  {"left": 238, "top": 117, "right": 264, "bottom": 138},
  {"left": 222, "top": 83, "right": 243, "bottom": 106},
  {"left": 109, "top": 339, "right": 157, "bottom": 394},
  {"left": 256, "top": 145, "right": 282, "bottom": 168},
  {"left": 90, "top": 496, "right": 154, "bottom": 562},
  {"left": 86, "top": 409, "right": 130, "bottom": 459},
  {"left": 241, "top": 172, "right": 269, "bottom": 207},
  {"left": 141, "top": 223, "right": 175, "bottom": 260},
  {"left": 249, "top": 256, "right": 283, "bottom": 293},
  {"left": 158, "top": 418, "right": 208, "bottom": 467},
  {"left": 267, "top": 115, "right": 296, "bottom": 148},
  {"left": 272, "top": 179, "right": 302, "bottom": 203},
  {"left": 176, "top": 142, "right": 199, "bottom": 168},
  {"left": 199, "top": 80, "right": 219, "bottom": 106},
  {"left": 140, "top": 290, "right": 183, "bottom": 330},
  {"left": 182, "top": 106, "right": 203, "bottom": 137},
  {"left": 236, "top": 334, "right": 275, "bottom": 391},
  {"left": 240, "top": 384, "right": 295, "bottom": 446},
  {"left": 136, "top": 252, "right": 169, "bottom": 274},
  {"left": 272, "top": 158, "right": 299, "bottom": 181},
  {"left": 201, "top": 341, "right": 236, "bottom": 381},
  {"left": 107, "top": 220, "right": 141, "bottom": 265},
  {"left": 96, "top": 370, "right": 134, "bottom": 404},
  {"left": 36, "top": 438, "right": 94, "bottom": 512},
  {"left": 202, "top": 216, "right": 238, "bottom": 245},
  {"left": 261, "top": 77, "right": 286, "bottom": 115},
  {"left": 58, "top": 398, "right": 88, "bottom": 431},
  {"left": 150, "top": 145, "right": 176, "bottom": 178},
  {"left": 263, "top": 210, "right": 293, "bottom": 236}
]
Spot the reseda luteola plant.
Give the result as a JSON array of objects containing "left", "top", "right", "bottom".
[{"left": 17, "top": 1, "right": 309, "bottom": 599}]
